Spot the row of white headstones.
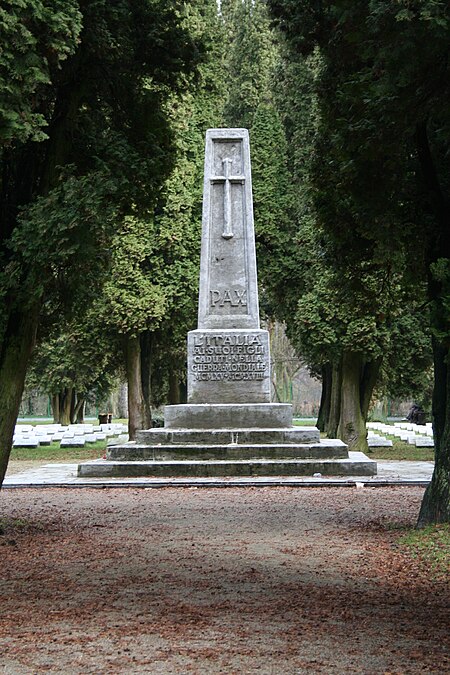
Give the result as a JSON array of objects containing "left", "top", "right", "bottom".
[
  {"left": 13, "top": 422, "right": 128, "bottom": 448},
  {"left": 366, "top": 422, "right": 434, "bottom": 448},
  {"left": 12, "top": 420, "right": 434, "bottom": 449}
]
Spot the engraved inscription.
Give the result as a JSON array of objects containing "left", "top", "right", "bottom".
[
  {"left": 210, "top": 289, "right": 247, "bottom": 307},
  {"left": 190, "top": 334, "right": 269, "bottom": 382}
]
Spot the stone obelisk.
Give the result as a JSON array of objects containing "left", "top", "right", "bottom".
[
  {"left": 78, "top": 129, "right": 376, "bottom": 478},
  {"left": 187, "top": 128, "right": 270, "bottom": 405}
]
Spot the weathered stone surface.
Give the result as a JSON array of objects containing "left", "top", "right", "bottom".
[
  {"left": 188, "top": 128, "right": 267, "bottom": 405},
  {"left": 197, "top": 129, "right": 259, "bottom": 331},
  {"left": 107, "top": 441, "right": 347, "bottom": 462},
  {"left": 78, "top": 453, "right": 376, "bottom": 478},
  {"left": 164, "top": 403, "right": 293, "bottom": 429},
  {"left": 367, "top": 435, "right": 393, "bottom": 448},
  {"left": 414, "top": 437, "right": 434, "bottom": 447},
  {"left": 13, "top": 437, "right": 39, "bottom": 448},
  {"left": 187, "top": 329, "right": 270, "bottom": 403},
  {"left": 136, "top": 426, "right": 321, "bottom": 445},
  {"left": 61, "top": 437, "right": 86, "bottom": 448}
]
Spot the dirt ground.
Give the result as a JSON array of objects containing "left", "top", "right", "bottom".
[{"left": 0, "top": 486, "right": 448, "bottom": 674}]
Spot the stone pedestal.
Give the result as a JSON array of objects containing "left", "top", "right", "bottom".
[
  {"left": 78, "top": 129, "right": 376, "bottom": 480},
  {"left": 187, "top": 330, "right": 270, "bottom": 403},
  {"left": 164, "top": 403, "right": 292, "bottom": 429}
]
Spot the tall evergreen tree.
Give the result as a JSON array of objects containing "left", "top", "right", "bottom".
[
  {"left": 0, "top": 0, "right": 204, "bottom": 485},
  {"left": 269, "top": 0, "right": 450, "bottom": 523},
  {"left": 96, "top": 0, "right": 227, "bottom": 439},
  {"left": 221, "top": 0, "right": 294, "bottom": 314},
  {"left": 221, "top": 0, "right": 278, "bottom": 129}
]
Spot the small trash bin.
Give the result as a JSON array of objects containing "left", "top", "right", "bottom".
[{"left": 98, "top": 413, "right": 108, "bottom": 424}]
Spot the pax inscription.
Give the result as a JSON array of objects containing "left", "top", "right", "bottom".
[{"left": 210, "top": 289, "right": 247, "bottom": 307}]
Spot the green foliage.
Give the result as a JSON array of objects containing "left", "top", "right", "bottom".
[
  {"left": 10, "top": 440, "right": 106, "bottom": 462},
  {"left": 269, "top": 0, "right": 449, "bottom": 519},
  {"left": 86, "top": 0, "right": 227, "bottom": 405},
  {"left": 5, "top": 170, "right": 118, "bottom": 311},
  {"left": 99, "top": 216, "right": 168, "bottom": 338},
  {"left": 268, "top": 0, "right": 441, "bottom": 386},
  {"left": 1, "top": 0, "right": 205, "bottom": 305},
  {"left": 430, "top": 259, "right": 450, "bottom": 344},
  {"left": 0, "top": 1, "right": 209, "bottom": 479},
  {"left": 27, "top": 311, "right": 120, "bottom": 407},
  {"left": 377, "top": 309, "right": 433, "bottom": 407},
  {"left": 251, "top": 101, "right": 294, "bottom": 313},
  {"left": 222, "top": 0, "right": 278, "bottom": 128},
  {"left": 0, "top": 0, "right": 82, "bottom": 144}
]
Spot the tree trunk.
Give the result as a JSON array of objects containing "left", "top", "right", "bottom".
[
  {"left": 337, "top": 352, "right": 382, "bottom": 452},
  {"left": 69, "top": 388, "right": 76, "bottom": 424},
  {"left": 140, "top": 332, "right": 152, "bottom": 428},
  {"left": 361, "top": 357, "right": 382, "bottom": 420},
  {"left": 417, "top": 340, "right": 450, "bottom": 526},
  {"left": 51, "top": 394, "right": 60, "bottom": 423},
  {"left": 74, "top": 395, "right": 85, "bottom": 424},
  {"left": 168, "top": 369, "right": 181, "bottom": 405},
  {"left": 59, "top": 388, "right": 73, "bottom": 426},
  {"left": 179, "top": 379, "right": 188, "bottom": 404},
  {"left": 125, "top": 335, "right": 151, "bottom": 440},
  {"left": 326, "top": 360, "right": 342, "bottom": 438},
  {"left": 0, "top": 307, "right": 39, "bottom": 486},
  {"left": 117, "top": 382, "right": 128, "bottom": 418},
  {"left": 337, "top": 352, "right": 368, "bottom": 452},
  {"left": 317, "top": 363, "right": 331, "bottom": 432},
  {"left": 415, "top": 121, "right": 450, "bottom": 525}
]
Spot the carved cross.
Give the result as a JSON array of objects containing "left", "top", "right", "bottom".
[{"left": 210, "top": 158, "right": 245, "bottom": 239}]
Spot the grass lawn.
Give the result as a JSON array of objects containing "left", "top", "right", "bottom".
[
  {"left": 293, "top": 418, "right": 318, "bottom": 426},
  {"left": 401, "top": 524, "right": 450, "bottom": 581},
  {"left": 10, "top": 441, "right": 107, "bottom": 463},
  {"left": 367, "top": 437, "right": 434, "bottom": 462},
  {"left": 10, "top": 423, "right": 434, "bottom": 464}
]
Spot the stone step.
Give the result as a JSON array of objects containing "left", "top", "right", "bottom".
[
  {"left": 78, "top": 453, "right": 376, "bottom": 478},
  {"left": 135, "top": 426, "right": 320, "bottom": 445},
  {"left": 107, "top": 439, "right": 347, "bottom": 462}
]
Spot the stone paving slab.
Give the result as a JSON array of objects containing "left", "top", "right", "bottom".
[{"left": 2, "top": 459, "right": 434, "bottom": 488}]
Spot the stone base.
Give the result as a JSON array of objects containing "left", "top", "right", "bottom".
[
  {"left": 77, "top": 402, "right": 377, "bottom": 479},
  {"left": 78, "top": 452, "right": 377, "bottom": 478},
  {"left": 136, "top": 426, "right": 320, "bottom": 445},
  {"left": 107, "top": 438, "right": 348, "bottom": 461},
  {"left": 164, "top": 403, "right": 293, "bottom": 429}
]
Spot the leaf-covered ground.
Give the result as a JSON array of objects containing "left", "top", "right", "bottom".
[{"left": 0, "top": 487, "right": 448, "bottom": 674}]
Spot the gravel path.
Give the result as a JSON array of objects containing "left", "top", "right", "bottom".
[{"left": 0, "top": 486, "right": 448, "bottom": 674}]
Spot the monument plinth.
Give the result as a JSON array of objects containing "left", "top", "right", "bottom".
[{"left": 78, "top": 129, "right": 376, "bottom": 479}]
